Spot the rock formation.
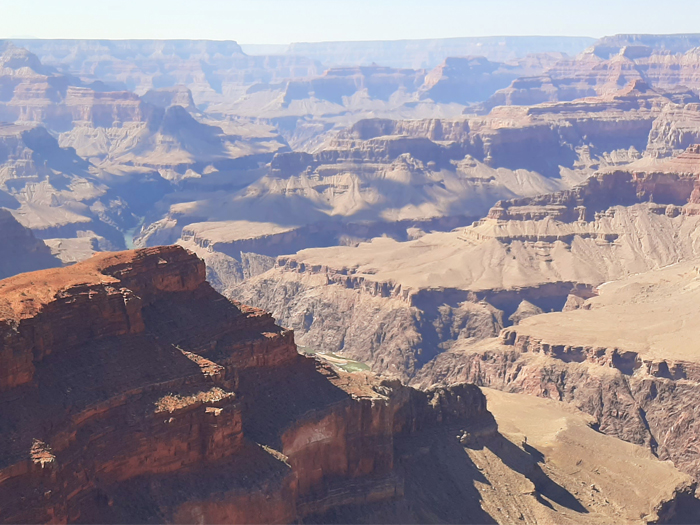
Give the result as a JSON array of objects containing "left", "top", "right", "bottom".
[
  {"left": 487, "top": 143, "right": 700, "bottom": 222},
  {"left": 412, "top": 258, "right": 700, "bottom": 489},
  {"left": 0, "top": 245, "right": 694, "bottom": 523},
  {"left": 6, "top": 38, "right": 699, "bottom": 272},
  {"left": 148, "top": 82, "right": 699, "bottom": 269},
  {"left": 229, "top": 140, "right": 700, "bottom": 379},
  {"left": 418, "top": 55, "right": 561, "bottom": 105},
  {"left": 0, "top": 245, "right": 503, "bottom": 523}
]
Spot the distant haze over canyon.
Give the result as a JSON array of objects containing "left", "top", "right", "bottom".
[{"left": 2, "top": 27, "right": 700, "bottom": 523}]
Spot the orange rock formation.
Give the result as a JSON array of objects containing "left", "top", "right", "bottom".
[{"left": 0, "top": 245, "right": 491, "bottom": 523}]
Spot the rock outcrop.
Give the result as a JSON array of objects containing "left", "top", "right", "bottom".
[
  {"left": 0, "top": 245, "right": 500, "bottom": 523},
  {"left": 418, "top": 56, "right": 558, "bottom": 105},
  {"left": 1, "top": 245, "right": 694, "bottom": 523},
  {"left": 486, "top": 143, "right": 700, "bottom": 222}
]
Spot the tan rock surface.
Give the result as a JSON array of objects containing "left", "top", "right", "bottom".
[
  {"left": 513, "top": 259, "right": 700, "bottom": 363},
  {"left": 477, "top": 388, "right": 694, "bottom": 524},
  {"left": 411, "top": 257, "right": 700, "bottom": 484}
]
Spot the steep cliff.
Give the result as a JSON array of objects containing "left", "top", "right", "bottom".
[
  {"left": 0, "top": 245, "right": 502, "bottom": 523},
  {"left": 0, "top": 245, "right": 692, "bottom": 523}
]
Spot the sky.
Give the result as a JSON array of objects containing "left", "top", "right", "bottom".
[{"left": 2, "top": 0, "right": 700, "bottom": 44}]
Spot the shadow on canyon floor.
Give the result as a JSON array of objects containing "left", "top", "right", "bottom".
[{"left": 486, "top": 433, "right": 587, "bottom": 514}]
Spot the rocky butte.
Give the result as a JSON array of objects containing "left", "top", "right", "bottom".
[{"left": 0, "top": 246, "right": 694, "bottom": 523}]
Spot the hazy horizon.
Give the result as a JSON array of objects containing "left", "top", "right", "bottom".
[{"left": 2, "top": 0, "right": 700, "bottom": 44}]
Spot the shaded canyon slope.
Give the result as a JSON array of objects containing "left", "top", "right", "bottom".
[{"left": 0, "top": 208, "right": 60, "bottom": 279}]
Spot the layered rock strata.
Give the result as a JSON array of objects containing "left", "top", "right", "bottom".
[
  {"left": 476, "top": 42, "right": 700, "bottom": 112},
  {"left": 487, "top": 144, "right": 700, "bottom": 222},
  {"left": 412, "top": 258, "right": 700, "bottom": 493},
  {"left": 0, "top": 245, "right": 496, "bottom": 523}
]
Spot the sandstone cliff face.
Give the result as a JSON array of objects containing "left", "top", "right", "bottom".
[{"left": 0, "top": 245, "right": 498, "bottom": 523}]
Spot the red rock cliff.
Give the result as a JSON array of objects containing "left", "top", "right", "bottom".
[{"left": 0, "top": 245, "right": 492, "bottom": 524}]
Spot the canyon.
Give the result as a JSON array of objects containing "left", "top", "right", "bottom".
[
  {"left": 3, "top": 30, "right": 700, "bottom": 523},
  {"left": 229, "top": 144, "right": 700, "bottom": 376},
  {"left": 226, "top": 142, "right": 700, "bottom": 516},
  {"left": 0, "top": 246, "right": 695, "bottom": 524},
  {"left": 3, "top": 35, "right": 700, "bottom": 267}
]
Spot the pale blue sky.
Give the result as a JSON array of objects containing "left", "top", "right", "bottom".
[{"left": 2, "top": 0, "right": 699, "bottom": 44}]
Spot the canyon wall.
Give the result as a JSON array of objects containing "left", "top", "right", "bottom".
[
  {"left": 0, "top": 245, "right": 693, "bottom": 523},
  {"left": 0, "top": 245, "right": 498, "bottom": 523},
  {"left": 411, "top": 259, "right": 700, "bottom": 487}
]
